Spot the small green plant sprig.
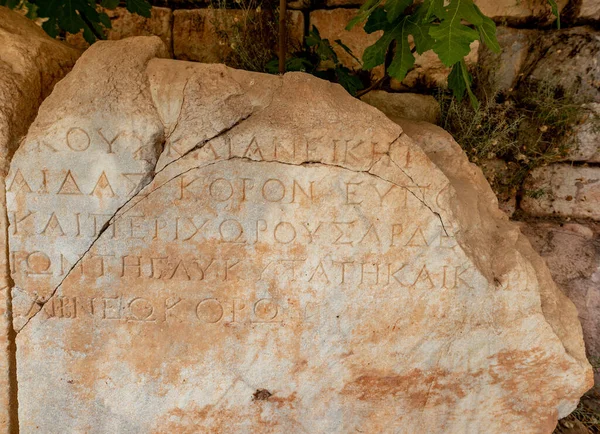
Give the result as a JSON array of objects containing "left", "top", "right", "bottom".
[
  {"left": 347, "top": 0, "right": 501, "bottom": 108},
  {"left": 1, "top": 0, "right": 152, "bottom": 44},
  {"left": 268, "top": 26, "right": 365, "bottom": 96}
]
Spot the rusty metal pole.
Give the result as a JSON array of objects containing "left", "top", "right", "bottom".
[{"left": 278, "top": 0, "right": 287, "bottom": 74}]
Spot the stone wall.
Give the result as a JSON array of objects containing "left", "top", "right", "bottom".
[
  {"left": 61, "top": 0, "right": 598, "bottom": 88},
  {"left": 486, "top": 26, "right": 599, "bottom": 391}
]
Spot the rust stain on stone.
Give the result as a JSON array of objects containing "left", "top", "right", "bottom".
[{"left": 341, "top": 368, "right": 469, "bottom": 409}]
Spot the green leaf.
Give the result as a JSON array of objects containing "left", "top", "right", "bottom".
[
  {"left": 422, "top": 0, "right": 443, "bottom": 21},
  {"left": 306, "top": 26, "right": 321, "bottom": 47},
  {"left": 364, "top": 7, "right": 388, "bottom": 33},
  {"left": 82, "top": 23, "right": 96, "bottom": 44},
  {"left": 429, "top": 0, "right": 481, "bottom": 66},
  {"left": 362, "top": 28, "right": 395, "bottom": 69},
  {"left": 2, "top": 0, "right": 20, "bottom": 9},
  {"left": 126, "top": 0, "right": 151, "bottom": 18},
  {"left": 448, "top": 59, "right": 479, "bottom": 109},
  {"left": 334, "top": 39, "right": 362, "bottom": 65},
  {"left": 335, "top": 66, "right": 364, "bottom": 95},
  {"left": 265, "top": 59, "right": 279, "bottom": 74},
  {"left": 306, "top": 26, "right": 339, "bottom": 64},
  {"left": 41, "top": 16, "right": 59, "bottom": 37},
  {"left": 346, "top": 0, "right": 382, "bottom": 30},
  {"left": 98, "top": 11, "right": 111, "bottom": 28},
  {"left": 317, "top": 39, "right": 338, "bottom": 63},
  {"left": 267, "top": 56, "right": 314, "bottom": 73},
  {"left": 407, "top": 5, "right": 433, "bottom": 54},
  {"left": 24, "top": 1, "right": 39, "bottom": 19},
  {"left": 361, "top": 9, "right": 432, "bottom": 81},
  {"left": 101, "top": 0, "right": 119, "bottom": 9},
  {"left": 547, "top": 0, "right": 560, "bottom": 28},
  {"left": 473, "top": 4, "right": 499, "bottom": 52},
  {"left": 386, "top": 18, "right": 415, "bottom": 81},
  {"left": 448, "top": 61, "right": 466, "bottom": 101},
  {"left": 385, "top": 0, "right": 413, "bottom": 22},
  {"left": 286, "top": 57, "right": 314, "bottom": 71},
  {"left": 34, "top": 0, "right": 62, "bottom": 19},
  {"left": 90, "top": 17, "right": 107, "bottom": 39},
  {"left": 57, "top": 0, "right": 85, "bottom": 34}
]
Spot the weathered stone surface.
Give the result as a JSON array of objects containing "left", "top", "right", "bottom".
[
  {"left": 7, "top": 36, "right": 169, "bottom": 332},
  {"left": 519, "top": 222, "right": 600, "bottom": 388},
  {"left": 476, "top": 0, "right": 568, "bottom": 25},
  {"left": 8, "top": 41, "right": 592, "bottom": 432},
  {"left": 562, "top": 103, "right": 600, "bottom": 163},
  {"left": 309, "top": 9, "right": 384, "bottom": 78},
  {"left": 0, "top": 6, "right": 81, "bottom": 170},
  {"left": 478, "top": 27, "right": 539, "bottom": 94},
  {"left": 478, "top": 158, "right": 518, "bottom": 217},
  {"left": 150, "top": 0, "right": 208, "bottom": 7},
  {"left": 521, "top": 165, "right": 600, "bottom": 220},
  {"left": 65, "top": 7, "right": 173, "bottom": 55},
  {"left": 397, "top": 119, "right": 595, "bottom": 392},
  {"left": 324, "top": 0, "right": 366, "bottom": 6},
  {"left": 564, "top": 0, "right": 600, "bottom": 22},
  {"left": 527, "top": 27, "right": 600, "bottom": 103},
  {"left": 0, "top": 7, "right": 80, "bottom": 432},
  {"left": 173, "top": 9, "right": 304, "bottom": 64},
  {"left": 578, "top": 0, "right": 600, "bottom": 21},
  {"left": 288, "top": 0, "right": 311, "bottom": 9},
  {"left": 361, "top": 91, "right": 441, "bottom": 124}
]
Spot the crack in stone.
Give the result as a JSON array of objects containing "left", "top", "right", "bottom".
[
  {"left": 165, "top": 77, "right": 190, "bottom": 138},
  {"left": 14, "top": 109, "right": 258, "bottom": 335},
  {"left": 108, "top": 153, "right": 450, "bottom": 244},
  {"left": 14, "top": 76, "right": 287, "bottom": 334},
  {"left": 15, "top": 76, "right": 452, "bottom": 334},
  {"left": 2, "top": 215, "right": 19, "bottom": 434},
  {"left": 113, "top": 77, "right": 284, "bottom": 220}
]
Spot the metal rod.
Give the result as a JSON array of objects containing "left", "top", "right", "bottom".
[{"left": 278, "top": 0, "right": 287, "bottom": 74}]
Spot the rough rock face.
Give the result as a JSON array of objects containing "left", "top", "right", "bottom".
[
  {"left": 564, "top": 0, "right": 600, "bottom": 22},
  {"left": 6, "top": 38, "right": 592, "bottom": 433},
  {"left": 0, "top": 6, "right": 80, "bottom": 432},
  {"left": 521, "top": 165, "right": 600, "bottom": 220},
  {"left": 475, "top": 0, "right": 567, "bottom": 25},
  {"left": 65, "top": 6, "right": 174, "bottom": 55},
  {"left": 0, "top": 6, "right": 81, "bottom": 170},
  {"left": 563, "top": 103, "right": 600, "bottom": 163},
  {"left": 8, "top": 36, "right": 169, "bottom": 331},
  {"left": 173, "top": 9, "right": 304, "bottom": 64},
  {"left": 479, "top": 27, "right": 600, "bottom": 102},
  {"left": 519, "top": 222, "right": 600, "bottom": 389},
  {"left": 360, "top": 91, "right": 441, "bottom": 124},
  {"left": 527, "top": 27, "right": 600, "bottom": 103},
  {"left": 477, "top": 26, "right": 540, "bottom": 94}
]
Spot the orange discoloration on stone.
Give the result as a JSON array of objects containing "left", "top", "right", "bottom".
[{"left": 8, "top": 53, "right": 592, "bottom": 433}]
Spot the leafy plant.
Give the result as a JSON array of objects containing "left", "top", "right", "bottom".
[
  {"left": 347, "top": 0, "right": 501, "bottom": 108},
  {"left": 438, "top": 74, "right": 591, "bottom": 197},
  {"left": 267, "top": 26, "right": 365, "bottom": 96},
  {"left": 210, "top": 0, "right": 282, "bottom": 72},
  {"left": 1, "top": 0, "right": 151, "bottom": 44}
]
